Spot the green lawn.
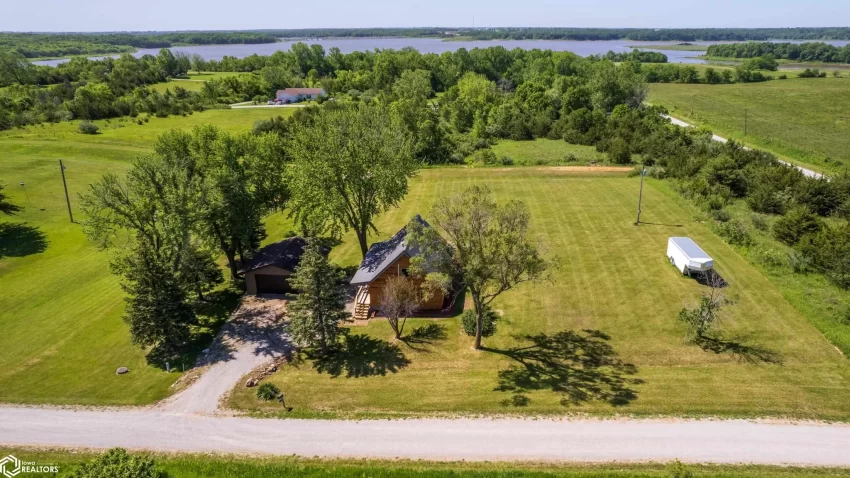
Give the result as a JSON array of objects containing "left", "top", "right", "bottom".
[
  {"left": 474, "top": 139, "right": 606, "bottom": 165},
  {"left": 4, "top": 447, "right": 850, "bottom": 478},
  {"left": 0, "top": 108, "right": 292, "bottom": 405},
  {"left": 648, "top": 76, "right": 850, "bottom": 173},
  {"left": 230, "top": 168, "right": 850, "bottom": 420}
]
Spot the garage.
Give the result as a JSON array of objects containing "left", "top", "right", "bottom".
[
  {"left": 254, "top": 274, "right": 291, "bottom": 295},
  {"left": 240, "top": 237, "right": 308, "bottom": 296}
]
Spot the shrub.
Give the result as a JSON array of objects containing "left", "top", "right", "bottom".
[
  {"left": 461, "top": 307, "right": 499, "bottom": 337},
  {"left": 778, "top": 74, "right": 788, "bottom": 79},
  {"left": 666, "top": 460, "right": 694, "bottom": 478},
  {"left": 564, "top": 153, "right": 579, "bottom": 163},
  {"left": 500, "top": 155, "right": 514, "bottom": 165},
  {"left": 78, "top": 121, "right": 99, "bottom": 135},
  {"left": 772, "top": 206, "right": 823, "bottom": 246},
  {"left": 710, "top": 208, "right": 731, "bottom": 223},
  {"left": 751, "top": 213, "right": 769, "bottom": 232},
  {"left": 472, "top": 149, "right": 498, "bottom": 165},
  {"left": 797, "top": 223, "right": 850, "bottom": 288},
  {"left": 607, "top": 137, "right": 632, "bottom": 164},
  {"left": 787, "top": 250, "right": 813, "bottom": 274},
  {"left": 752, "top": 245, "right": 785, "bottom": 268},
  {"left": 256, "top": 382, "right": 280, "bottom": 401},
  {"left": 718, "top": 219, "right": 753, "bottom": 246},
  {"left": 70, "top": 448, "right": 167, "bottom": 478}
]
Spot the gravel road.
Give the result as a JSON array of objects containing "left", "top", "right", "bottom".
[
  {"left": 662, "top": 114, "right": 825, "bottom": 179},
  {"left": 1, "top": 407, "right": 849, "bottom": 465}
]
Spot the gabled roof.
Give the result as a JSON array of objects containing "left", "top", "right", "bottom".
[
  {"left": 350, "top": 216, "right": 429, "bottom": 286},
  {"left": 241, "top": 237, "right": 308, "bottom": 274},
  {"left": 276, "top": 87, "right": 325, "bottom": 96}
]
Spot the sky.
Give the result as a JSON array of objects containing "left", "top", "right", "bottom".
[{"left": 2, "top": 0, "right": 848, "bottom": 32}]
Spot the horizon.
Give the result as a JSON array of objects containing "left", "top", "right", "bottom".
[
  {"left": 3, "top": 0, "right": 849, "bottom": 32},
  {"left": 4, "top": 26, "right": 850, "bottom": 34}
]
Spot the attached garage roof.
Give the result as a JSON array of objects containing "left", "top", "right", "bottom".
[{"left": 241, "top": 237, "right": 307, "bottom": 274}]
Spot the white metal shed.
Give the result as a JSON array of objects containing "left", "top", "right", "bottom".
[{"left": 667, "top": 237, "right": 713, "bottom": 275}]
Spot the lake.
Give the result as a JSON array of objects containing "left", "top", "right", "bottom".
[{"left": 32, "top": 38, "right": 850, "bottom": 67}]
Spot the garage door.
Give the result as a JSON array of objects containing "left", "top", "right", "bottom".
[{"left": 255, "top": 274, "right": 290, "bottom": 294}]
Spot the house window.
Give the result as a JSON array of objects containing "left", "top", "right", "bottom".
[{"left": 401, "top": 268, "right": 409, "bottom": 277}]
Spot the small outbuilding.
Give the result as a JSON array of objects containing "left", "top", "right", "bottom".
[
  {"left": 667, "top": 237, "right": 714, "bottom": 276},
  {"left": 242, "top": 237, "right": 307, "bottom": 295}
]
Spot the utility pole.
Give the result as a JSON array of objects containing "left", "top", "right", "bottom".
[
  {"left": 59, "top": 159, "right": 74, "bottom": 223},
  {"left": 635, "top": 166, "right": 646, "bottom": 226}
]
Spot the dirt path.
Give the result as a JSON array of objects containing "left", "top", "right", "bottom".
[
  {"left": 155, "top": 297, "right": 291, "bottom": 415},
  {"left": 1, "top": 408, "right": 849, "bottom": 465}
]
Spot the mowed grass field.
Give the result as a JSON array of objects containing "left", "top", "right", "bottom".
[
  {"left": 0, "top": 108, "right": 291, "bottom": 405},
  {"left": 477, "top": 139, "right": 606, "bottom": 165},
  {"left": 231, "top": 168, "right": 850, "bottom": 420},
  {"left": 5, "top": 448, "right": 850, "bottom": 478},
  {"left": 649, "top": 76, "right": 850, "bottom": 173}
]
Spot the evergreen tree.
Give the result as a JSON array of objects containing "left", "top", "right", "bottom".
[
  {"left": 114, "top": 244, "right": 196, "bottom": 360},
  {"left": 287, "top": 239, "right": 348, "bottom": 353}
]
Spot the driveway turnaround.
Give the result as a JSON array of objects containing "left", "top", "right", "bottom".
[
  {"left": 662, "top": 114, "right": 824, "bottom": 179},
  {"left": 1, "top": 407, "right": 850, "bottom": 465}
]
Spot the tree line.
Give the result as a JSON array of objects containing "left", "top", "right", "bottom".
[
  {"left": 706, "top": 42, "right": 850, "bottom": 64},
  {"left": 0, "top": 32, "right": 278, "bottom": 58},
  {"left": 264, "top": 27, "right": 850, "bottom": 42}
]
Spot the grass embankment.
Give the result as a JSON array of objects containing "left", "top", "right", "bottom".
[
  {"left": 4, "top": 447, "right": 850, "bottom": 477},
  {"left": 649, "top": 76, "right": 850, "bottom": 173},
  {"left": 0, "top": 109, "right": 292, "bottom": 405},
  {"left": 231, "top": 168, "right": 850, "bottom": 420},
  {"left": 653, "top": 181, "right": 850, "bottom": 358}
]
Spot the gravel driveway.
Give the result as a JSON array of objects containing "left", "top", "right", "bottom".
[{"left": 156, "top": 296, "right": 291, "bottom": 415}]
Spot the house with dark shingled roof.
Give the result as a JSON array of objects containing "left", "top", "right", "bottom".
[{"left": 350, "top": 216, "right": 446, "bottom": 320}]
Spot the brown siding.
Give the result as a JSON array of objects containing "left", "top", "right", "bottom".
[
  {"left": 245, "top": 265, "right": 293, "bottom": 295},
  {"left": 368, "top": 254, "right": 445, "bottom": 311}
]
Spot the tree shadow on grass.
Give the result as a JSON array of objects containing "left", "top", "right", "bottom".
[
  {"left": 312, "top": 331, "right": 411, "bottom": 378},
  {"left": 695, "top": 335, "right": 783, "bottom": 365},
  {"left": 400, "top": 323, "right": 448, "bottom": 352},
  {"left": 0, "top": 222, "right": 48, "bottom": 259},
  {"left": 145, "top": 289, "right": 259, "bottom": 370},
  {"left": 486, "top": 329, "right": 643, "bottom": 407}
]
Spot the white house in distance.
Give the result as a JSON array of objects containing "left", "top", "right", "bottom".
[{"left": 275, "top": 87, "right": 326, "bottom": 103}]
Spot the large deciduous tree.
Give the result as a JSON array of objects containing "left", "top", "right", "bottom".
[
  {"left": 80, "top": 126, "right": 287, "bottom": 357},
  {"left": 0, "top": 49, "right": 34, "bottom": 86},
  {"left": 286, "top": 103, "right": 415, "bottom": 257},
  {"left": 287, "top": 239, "right": 348, "bottom": 354},
  {"left": 408, "top": 185, "right": 552, "bottom": 350}
]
